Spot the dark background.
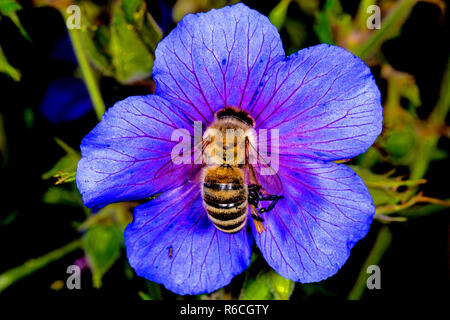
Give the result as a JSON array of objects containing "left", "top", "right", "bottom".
[{"left": 0, "top": 0, "right": 448, "bottom": 300}]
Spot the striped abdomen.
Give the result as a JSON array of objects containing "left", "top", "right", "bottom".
[{"left": 202, "top": 166, "right": 248, "bottom": 233}]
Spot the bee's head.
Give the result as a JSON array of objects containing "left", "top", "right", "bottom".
[{"left": 215, "top": 106, "right": 255, "bottom": 127}]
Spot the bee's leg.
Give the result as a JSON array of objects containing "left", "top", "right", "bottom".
[
  {"left": 266, "top": 196, "right": 284, "bottom": 212},
  {"left": 247, "top": 184, "right": 262, "bottom": 207},
  {"left": 251, "top": 213, "right": 264, "bottom": 222},
  {"left": 248, "top": 184, "right": 265, "bottom": 222},
  {"left": 259, "top": 195, "right": 284, "bottom": 213},
  {"left": 248, "top": 194, "right": 258, "bottom": 207},
  {"left": 248, "top": 184, "right": 262, "bottom": 194}
]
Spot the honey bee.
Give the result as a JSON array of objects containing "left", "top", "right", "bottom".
[{"left": 201, "top": 107, "right": 283, "bottom": 234}]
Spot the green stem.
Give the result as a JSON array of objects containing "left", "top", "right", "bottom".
[
  {"left": 429, "top": 56, "right": 450, "bottom": 126},
  {"left": 400, "top": 202, "right": 449, "bottom": 218},
  {"left": 355, "top": 0, "right": 376, "bottom": 30},
  {"left": 411, "top": 57, "right": 450, "bottom": 179},
  {"left": 62, "top": 11, "right": 105, "bottom": 121},
  {"left": 0, "top": 239, "right": 82, "bottom": 293},
  {"left": 355, "top": 0, "right": 417, "bottom": 60},
  {"left": 347, "top": 226, "right": 392, "bottom": 300},
  {"left": 410, "top": 135, "right": 439, "bottom": 179}
]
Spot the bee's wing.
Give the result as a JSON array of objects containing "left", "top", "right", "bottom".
[
  {"left": 154, "top": 138, "right": 208, "bottom": 180},
  {"left": 245, "top": 138, "right": 283, "bottom": 194}
]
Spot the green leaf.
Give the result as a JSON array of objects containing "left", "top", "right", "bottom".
[
  {"left": 313, "top": 0, "right": 343, "bottom": 44},
  {"left": 76, "top": 0, "right": 161, "bottom": 83},
  {"left": 42, "top": 138, "right": 80, "bottom": 181},
  {"left": 121, "top": 0, "right": 143, "bottom": 22},
  {"left": 400, "top": 79, "right": 421, "bottom": 108},
  {"left": 0, "top": 46, "right": 20, "bottom": 81},
  {"left": 138, "top": 291, "right": 152, "bottom": 300},
  {"left": 294, "top": 0, "right": 319, "bottom": 16},
  {"left": 240, "top": 271, "right": 273, "bottom": 300},
  {"left": 42, "top": 187, "right": 82, "bottom": 207},
  {"left": 41, "top": 154, "right": 79, "bottom": 180},
  {"left": 78, "top": 203, "right": 134, "bottom": 232},
  {"left": 79, "top": 26, "right": 113, "bottom": 77},
  {"left": 109, "top": 0, "right": 155, "bottom": 84},
  {"left": 83, "top": 225, "right": 123, "bottom": 288},
  {"left": 144, "top": 281, "right": 163, "bottom": 300},
  {"left": 269, "top": 0, "right": 291, "bottom": 31},
  {"left": 267, "top": 271, "right": 295, "bottom": 300},
  {"left": 0, "top": 0, "right": 21, "bottom": 14},
  {"left": 76, "top": 2, "right": 113, "bottom": 77},
  {"left": 0, "top": 0, "right": 30, "bottom": 40},
  {"left": 314, "top": 11, "right": 334, "bottom": 44},
  {"left": 349, "top": 165, "right": 426, "bottom": 208},
  {"left": 140, "top": 11, "right": 163, "bottom": 53},
  {"left": 240, "top": 269, "right": 294, "bottom": 300},
  {"left": 121, "top": 0, "right": 163, "bottom": 53},
  {"left": 367, "top": 188, "right": 399, "bottom": 207},
  {"left": 384, "top": 129, "right": 416, "bottom": 159}
]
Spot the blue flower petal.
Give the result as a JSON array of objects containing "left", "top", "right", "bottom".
[
  {"left": 252, "top": 158, "right": 374, "bottom": 282},
  {"left": 250, "top": 44, "right": 382, "bottom": 161},
  {"left": 76, "top": 95, "right": 197, "bottom": 209},
  {"left": 153, "top": 3, "right": 285, "bottom": 124},
  {"left": 39, "top": 77, "right": 92, "bottom": 124},
  {"left": 124, "top": 183, "right": 253, "bottom": 295}
]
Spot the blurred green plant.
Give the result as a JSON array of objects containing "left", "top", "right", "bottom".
[
  {"left": 0, "top": 0, "right": 30, "bottom": 40},
  {"left": 42, "top": 138, "right": 80, "bottom": 184},
  {"left": 0, "top": 0, "right": 29, "bottom": 80},
  {"left": 82, "top": 224, "right": 123, "bottom": 288},
  {"left": 240, "top": 268, "right": 295, "bottom": 300},
  {"left": 239, "top": 267, "right": 294, "bottom": 300},
  {"left": 269, "top": 0, "right": 291, "bottom": 30},
  {"left": 313, "top": 0, "right": 449, "bottom": 300},
  {"left": 69, "top": 0, "right": 163, "bottom": 84},
  {"left": 0, "top": 46, "right": 20, "bottom": 81},
  {"left": 172, "top": 0, "right": 239, "bottom": 22},
  {"left": 0, "top": 239, "right": 82, "bottom": 293}
]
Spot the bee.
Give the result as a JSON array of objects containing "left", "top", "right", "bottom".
[{"left": 201, "top": 107, "right": 283, "bottom": 234}]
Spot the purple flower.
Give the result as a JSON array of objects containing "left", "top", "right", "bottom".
[{"left": 76, "top": 4, "right": 382, "bottom": 295}]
